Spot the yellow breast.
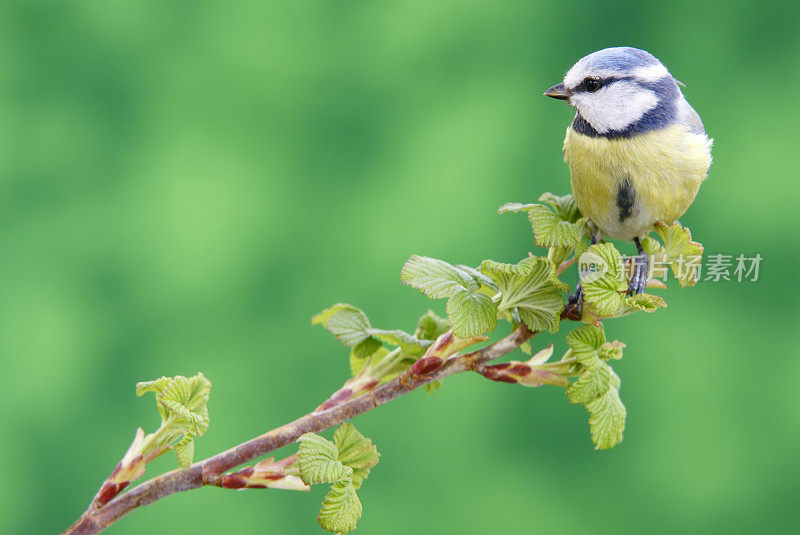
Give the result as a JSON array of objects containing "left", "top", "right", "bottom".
[{"left": 563, "top": 124, "right": 712, "bottom": 239}]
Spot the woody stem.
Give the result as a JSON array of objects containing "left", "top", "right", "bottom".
[{"left": 63, "top": 324, "right": 536, "bottom": 535}]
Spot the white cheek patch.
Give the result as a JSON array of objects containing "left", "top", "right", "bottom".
[{"left": 570, "top": 80, "right": 659, "bottom": 133}]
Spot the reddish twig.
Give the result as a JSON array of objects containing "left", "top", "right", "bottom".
[{"left": 64, "top": 325, "right": 535, "bottom": 535}]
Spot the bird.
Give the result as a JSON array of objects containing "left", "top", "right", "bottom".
[{"left": 544, "top": 46, "right": 712, "bottom": 317}]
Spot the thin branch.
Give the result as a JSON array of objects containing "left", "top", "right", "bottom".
[{"left": 64, "top": 325, "right": 535, "bottom": 535}]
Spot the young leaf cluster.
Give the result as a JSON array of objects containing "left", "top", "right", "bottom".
[
  {"left": 563, "top": 325, "right": 626, "bottom": 449},
  {"left": 303, "top": 192, "right": 702, "bottom": 530},
  {"left": 652, "top": 221, "right": 704, "bottom": 287},
  {"left": 400, "top": 254, "right": 566, "bottom": 340},
  {"left": 400, "top": 256, "right": 498, "bottom": 338},
  {"left": 297, "top": 424, "right": 380, "bottom": 533},
  {"left": 481, "top": 256, "right": 565, "bottom": 333},
  {"left": 313, "top": 304, "right": 449, "bottom": 392},
  {"left": 136, "top": 372, "right": 211, "bottom": 468},
  {"left": 499, "top": 193, "right": 585, "bottom": 249},
  {"left": 310, "top": 193, "right": 702, "bottom": 458}
]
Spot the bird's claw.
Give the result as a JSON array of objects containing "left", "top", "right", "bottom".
[
  {"left": 627, "top": 253, "right": 649, "bottom": 295},
  {"left": 562, "top": 286, "right": 583, "bottom": 321}
]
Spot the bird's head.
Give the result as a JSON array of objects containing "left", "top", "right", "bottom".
[{"left": 545, "top": 47, "right": 681, "bottom": 136}]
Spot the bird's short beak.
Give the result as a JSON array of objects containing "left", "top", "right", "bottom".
[{"left": 544, "top": 83, "right": 571, "bottom": 100}]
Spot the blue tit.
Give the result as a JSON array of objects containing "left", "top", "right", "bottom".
[{"left": 544, "top": 46, "right": 712, "bottom": 305}]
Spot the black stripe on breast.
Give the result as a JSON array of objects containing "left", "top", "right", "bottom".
[{"left": 616, "top": 177, "right": 636, "bottom": 222}]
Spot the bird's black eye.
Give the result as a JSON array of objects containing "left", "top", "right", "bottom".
[{"left": 584, "top": 77, "right": 602, "bottom": 92}]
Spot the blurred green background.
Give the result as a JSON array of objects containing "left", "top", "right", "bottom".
[{"left": 2, "top": 0, "right": 798, "bottom": 533}]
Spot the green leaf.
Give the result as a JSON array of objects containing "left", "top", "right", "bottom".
[
  {"left": 562, "top": 327, "right": 626, "bottom": 449},
  {"left": 482, "top": 257, "right": 564, "bottom": 333},
  {"left": 640, "top": 235, "right": 662, "bottom": 255},
  {"left": 599, "top": 340, "right": 625, "bottom": 361},
  {"left": 400, "top": 255, "right": 476, "bottom": 299},
  {"left": 317, "top": 479, "right": 362, "bottom": 534},
  {"left": 173, "top": 436, "right": 194, "bottom": 470},
  {"left": 370, "top": 329, "right": 426, "bottom": 354},
  {"left": 158, "top": 379, "right": 206, "bottom": 428},
  {"left": 350, "top": 345, "right": 390, "bottom": 377},
  {"left": 573, "top": 234, "right": 590, "bottom": 264},
  {"left": 547, "top": 246, "right": 574, "bottom": 272},
  {"left": 297, "top": 433, "right": 352, "bottom": 485},
  {"left": 538, "top": 192, "right": 582, "bottom": 223},
  {"left": 481, "top": 257, "right": 538, "bottom": 276},
  {"left": 566, "top": 324, "right": 606, "bottom": 359},
  {"left": 314, "top": 304, "right": 431, "bottom": 379},
  {"left": 402, "top": 256, "right": 501, "bottom": 339},
  {"left": 348, "top": 333, "right": 430, "bottom": 384},
  {"left": 580, "top": 243, "right": 627, "bottom": 318},
  {"left": 352, "top": 337, "right": 383, "bottom": 361},
  {"left": 136, "top": 373, "right": 211, "bottom": 468},
  {"left": 655, "top": 221, "right": 704, "bottom": 288},
  {"left": 446, "top": 290, "right": 498, "bottom": 338},
  {"left": 334, "top": 424, "right": 380, "bottom": 490},
  {"left": 498, "top": 202, "right": 537, "bottom": 214},
  {"left": 414, "top": 310, "right": 450, "bottom": 341},
  {"left": 497, "top": 200, "right": 584, "bottom": 247},
  {"left": 136, "top": 377, "right": 171, "bottom": 400},
  {"left": 300, "top": 427, "right": 376, "bottom": 533},
  {"left": 312, "top": 304, "right": 372, "bottom": 347},
  {"left": 566, "top": 362, "right": 612, "bottom": 404},
  {"left": 456, "top": 264, "right": 498, "bottom": 290},
  {"left": 586, "top": 380, "right": 626, "bottom": 450},
  {"left": 615, "top": 293, "right": 667, "bottom": 317},
  {"left": 528, "top": 204, "right": 583, "bottom": 248}
]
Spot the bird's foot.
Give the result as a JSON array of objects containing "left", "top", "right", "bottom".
[
  {"left": 562, "top": 285, "right": 583, "bottom": 321},
  {"left": 627, "top": 252, "right": 649, "bottom": 295}
]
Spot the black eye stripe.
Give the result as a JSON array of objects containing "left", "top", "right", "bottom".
[{"left": 574, "top": 75, "right": 634, "bottom": 93}]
